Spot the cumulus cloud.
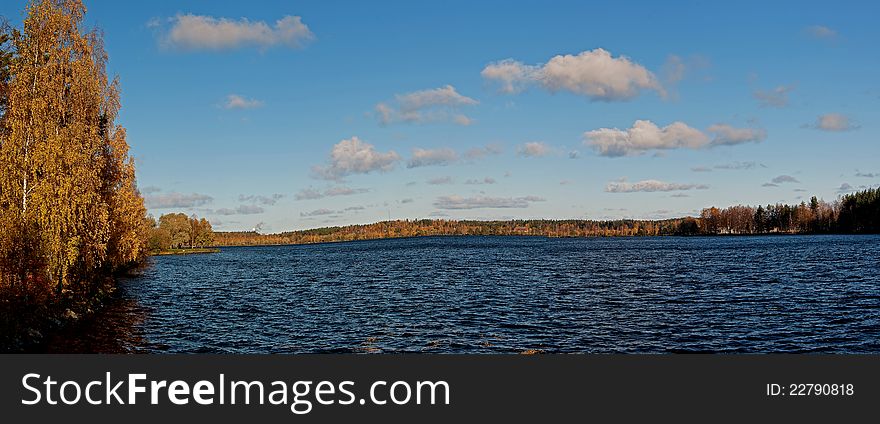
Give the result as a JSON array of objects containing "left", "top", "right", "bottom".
[
  {"left": 375, "top": 85, "right": 478, "bottom": 125},
  {"left": 300, "top": 208, "right": 335, "bottom": 217},
  {"left": 224, "top": 94, "right": 263, "bottom": 109},
  {"left": 855, "top": 170, "right": 877, "bottom": 178},
  {"left": 814, "top": 113, "right": 858, "bottom": 131},
  {"left": 145, "top": 192, "right": 213, "bottom": 209},
  {"left": 294, "top": 186, "right": 369, "bottom": 200},
  {"left": 584, "top": 120, "right": 708, "bottom": 157},
  {"left": 708, "top": 124, "right": 767, "bottom": 146},
  {"left": 805, "top": 25, "right": 838, "bottom": 39},
  {"left": 771, "top": 175, "right": 800, "bottom": 184},
  {"left": 239, "top": 194, "right": 284, "bottom": 205},
  {"left": 215, "top": 205, "right": 264, "bottom": 215},
  {"left": 426, "top": 176, "right": 454, "bottom": 185},
  {"left": 407, "top": 148, "right": 459, "bottom": 168},
  {"left": 584, "top": 120, "right": 765, "bottom": 156},
  {"left": 161, "top": 14, "right": 314, "bottom": 50},
  {"left": 312, "top": 137, "right": 401, "bottom": 180},
  {"left": 837, "top": 183, "right": 853, "bottom": 193},
  {"left": 433, "top": 195, "right": 545, "bottom": 210},
  {"left": 605, "top": 179, "right": 708, "bottom": 193},
  {"left": 481, "top": 48, "right": 664, "bottom": 101},
  {"left": 517, "top": 141, "right": 551, "bottom": 157},
  {"left": 753, "top": 85, "right": 794, "bottom": 108}
]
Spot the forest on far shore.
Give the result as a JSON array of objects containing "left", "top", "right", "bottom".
[{"left": 214, "top": 188, "right": 880, "bottom": 246}]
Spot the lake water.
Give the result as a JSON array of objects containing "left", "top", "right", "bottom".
[{"left": 49, "top": 235, "right": 880, "bottom": 353}]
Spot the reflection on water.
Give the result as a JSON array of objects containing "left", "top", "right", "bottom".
[
  {"left": 42, "top": 296, "right": 147, "bottom": 353},
  {"left": 46, "top": 235, "right": 880, "bottom": 353}
]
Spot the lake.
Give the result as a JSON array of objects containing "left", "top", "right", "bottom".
[{"left": 47, "top": 235, "right": 880, "bottom": 353}]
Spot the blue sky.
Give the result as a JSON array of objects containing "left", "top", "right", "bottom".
[{"left": 3, "top": 0, "right": 878, "bottom": 232}]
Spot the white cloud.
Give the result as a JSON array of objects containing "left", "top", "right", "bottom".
[
  {"left": 753, "top": 85, "right": 794, "bottom": 108},
  {"left": 815, "top": 113, "right": 858, "bottom": 131},
  {"left": 584, "top": 120, "right": 708, "bottom": 157},
  {"left": 145, "top": 192, "right": 213, "bottom": 209},
  {"left": 408, "top": 148, "right": 459, "bottom": 168},
  {"left": 661, "top": 55, "right": 686, "bottom": 84},
  {"left": 375, "top": 85, "right": 478, "bottom": 125},
  {"left": 806, "top": 25, "right": 837, "bottom": 39},
  {"left": 312, "top": 137, "right": 401, "bottom": 180},
  {"left": 224, "top": 94, "right": 263, "bottom": 109},
  {"left": 162, "top": 14, "right": 314, "bottom": 50},
  {"left": 480, "top": 59, "right": 540, "bottom": 94},
  {"left": 605, "top": 179, "right": 708, "bottom": 193},
  {"left": 215, "top": 205, "right": 264, "bottom": 215},
  {"left": 708, "top": 124, "right": 767, "bottom": 146},
  {"left": 433, "top": 195, "right": 544, "bottom": 209},
  {"left": 517, "top": 141, "right": 551, "bottom": 157},
  {"left": 482, "top": 48, "right": 664, "bottom": 101}
]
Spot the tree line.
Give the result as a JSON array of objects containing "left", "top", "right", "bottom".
[
  {"left": 147, "top": 213, "right": 215, "bottom": 252},
  {"left": 1, "top": 0, "right": 149, "bottom": 348},
  {"left": 214, "top": 188, "right": 880, "bottom": 247}
]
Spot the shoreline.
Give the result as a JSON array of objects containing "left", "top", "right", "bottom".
[
  {"left": 211, "top": 231, "right": 878, "bottom": 249},
  {"left": 151, "top": 248, "right": 220, "bottom": 256}
]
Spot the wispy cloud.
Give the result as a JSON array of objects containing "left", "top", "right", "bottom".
[
  {"left": 482, "top": 48, "right": 664, "bottom": 101},
  {"left": 239, "top": 194, "right": 284, "bottom": 205},
  {"left": 708, "top": 124, "right": 767, "bottom": 146},
  {"left": 300, "top": 208, "right": 335, "bottom": 217},
  {"left": 855, "top": 170, "right": 877, "bottom": 178},
  {"left": 215, "top": 205, "right": 264, "bottom": 215},
  {"left": 771, "top": 175, "right": 800, "bottom": 184},
  {"left": 159, "top": 14, "right": 315, "bottom": 51},
  {"left": 312, "top": 137, "right": 400, "bottom": 180},
  {"left": 145, "top": 192, "right": 213, "bottom": 209},
  {"left": 426, "top": 176, "right": 454, "bottom": 185},
  {"left": 463, "top": 144, "right": 503, "bottom": 160},
  {"left": 813, "top": 113, "right": 859, "bottom": 132},
  {"left": 836, "top": 183, "right": 853, "bottom": 193},
  {"left": 375, "top": 85, "right": 478, "bottom": 126},
  {"left": 294, "top": 186, "right": 369, "bottom": 200},
  {"left": 605, "top": 179, "right": 708, "bottom": 193},
  {"left": 140, "top": 185, "right": 163, "bottom": 194},
  {"left": 224, "top": 94, "right": 263, "bottom": 109},
  {"left": 464, "top": 177, "right": 497, "bottom": 185},
  {"left": 433, "top": 195, "right": 545, "bottom": 210},
  {"left": 753, "top": 85, "right": 794, "bottom": 108},
  {"left": 805, "top": 25, "right": 838, "bottom": 40},
  {"left": 407, "top": 148, "right": 459, "bottom": 168},
  {"left": 517, "top": 141, "right": 551, "bottom": 157}
]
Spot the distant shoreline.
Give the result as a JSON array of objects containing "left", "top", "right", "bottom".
[
  {"left": 211, "top": 230, "right": 877, "bottom": 249},
  {"left": 151, "top": 248, "right": 220, "bottom": 256}
]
